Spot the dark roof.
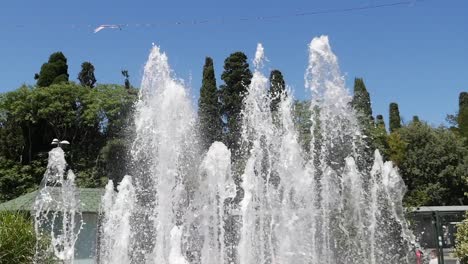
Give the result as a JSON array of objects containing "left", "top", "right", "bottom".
[
  {"left": 412, "top": 206, "right": 468, "bottom": 214},
  {"left": 0, "top": 188, "right": 105, "bottom": 213}
]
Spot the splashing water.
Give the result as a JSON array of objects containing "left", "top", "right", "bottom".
[
  {"left": 98, "top": 176, "right": 135, "bottom": 264},
  {"left": 96, "top": 38, "right": 414, "bottom": 264},
  {"left": 34, "top": 147, "right": 82, "bottom": 263},
  {"left": 194, "top": 141, "right": 236, "bottom": 264}
]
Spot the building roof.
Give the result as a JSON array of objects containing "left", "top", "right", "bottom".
[
  {"left": 0, "top": 188, "right": 105, "bottom": 213},
  {"left": 412, "top": 206, "right": 468, "bottom": 213}
]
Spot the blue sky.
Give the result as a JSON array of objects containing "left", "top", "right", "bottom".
[{"left": 0, "top": 0, "right": 466, "bottom": 125}]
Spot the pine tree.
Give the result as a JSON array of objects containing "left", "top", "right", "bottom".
[
  {"left": 269, "top": 70, "right": 286, "bottom": 112},
  {"left": 35, "top": 52, "right": 69, "bottom": 87},
  {"left": 351, "top": 78, "right": 374, "bottom": 168},
  {"left": 389, "top": 102, "right": 402, "bottom": 133},
  {"left": 352, "top": 78, "right": 372, "bottom": 117},
  {"left": 376, "top": 114, "right": 386, "bottom": 128},
  {"left": 198, "top": 57, "right": 222, "bottom": 150},
  {"left": 219, "top": 52, "right": 252, "bottom": 153},
  {"left": 352, "top": 78, "right": 373, "bottom": 126},
  {"left": 458, "top": 92, "right": 468, "bottom": 138},
  {"left": 372, "top": 114, "right": 389, "bottom": 158},
  {"left": 78, "top": 62, "right": 97, "bottom": 88},
  {"left": 121, "top": 70, "right": 131, "bottom": 89}
]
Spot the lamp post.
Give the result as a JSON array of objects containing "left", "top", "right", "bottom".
[
  {"left": 432, "top": 211, "right": 445, "bottom": 264},
  {"left": 51, "top": 138, "right": 70, "bottom": 148}
]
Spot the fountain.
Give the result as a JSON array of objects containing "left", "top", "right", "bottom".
[
  {"left": 94, "top": 36, "right": 415, "bottom": 263},
  {"left": 33, "top": 144, "right": 82, "bottom": 263}
]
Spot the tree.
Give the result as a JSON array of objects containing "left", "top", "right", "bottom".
[
  {"left": 351, "top": 78, "right": 375, "bottom": 170},
  {"left": 375, "top": 114, "right": 385, "bottom": 128},
  {"left": 372, "top": 114, "right": 388, "bottom": 158},
  {"left": 35, "top": 52, "right": 69, "bottom": 87},
  {"left": 389, "top": 102, "right": 402, "bottom": 133},
  {"left": 455, "top": 213, "right": 468, "bottom": 264},
  {"left": 394, "top": 121, "right": 468, "bottom": 206},
  {"left": 269, "top": 70, "right": 286, "bottom": 112},
  {"left": 219, "top": 52, "right": 252, "bottom": 153},
  {"left": 459, "top": 92, "right": 468, "bottom": 139},
  {"left": 121, "top": 70, "right": 131, "bottom": 89},
  {"left": 0, "top": 82, "right": 139, "bottom": 197},
  {"left": 352, "top": 78, "right": 372, "bottom": 124},
  {"left": 198, "top": 57, "right": 222, "bottom": 150},
  {"left": 78, "top": 62, "right": 97, "bottom": 88}
]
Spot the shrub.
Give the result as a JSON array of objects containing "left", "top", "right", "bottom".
[
  {"left": 455, "top": 212, "right": 468, "bottom": 263},
  {"left": 0, "top": 211, "right": 37, "bottom": 263}
]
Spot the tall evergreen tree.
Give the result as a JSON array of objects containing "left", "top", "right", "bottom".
[
  {"left": 269, "top": 70, "right": 286, "bottom": 112},
  {"left": 352, "top": 78, "right": 373, "bottom": 122},
  {"left": 352, "top": 78, "right": 374, "bottom": 168},
  {"left": 372, "top": 114, "right": 389, "bottom": 158},
  {"left": 458, "top": 92, "right": 468, "bottom": 139},
  {"left": 121, "top": 70, "right": 131, "bottom": 89},
  {"left": 389, "top": 102, "right": 402, "bottom": 133},
  {"left": 35, "top": 52, "right": 69, "bottom": 87},
  {"left": 77, "top": 62, "right": 97, "bottom": 88},
  {"left": 198, "top": 57, "right": 222, "bottom": 150},
  {"left": 219, "top": 52, "right": 252, "bottom": 153},
  {"left": 376, "top": 114, "right": 385, "bottom": 128}
]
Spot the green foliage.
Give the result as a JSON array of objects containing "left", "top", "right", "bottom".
[
  {"left": 456, "top": 212, "right": 468, "bottom": 264},
  {"left": 352, "top": 78, "right": 372, "bottom": 125},
  {"left": 198, "top": 57, "right": 222, "bottom": 150},
  {"left": 387, "top": 132, "right": 406, "bottom": 167},
  {"left": 371, "top": 114, "right": 388, "bottom": 158},
  {"left": 35, "top": 52, "right": 69, "bottom": 87},
  {"left": 0, "top": 211, "right": 53, "bottom": 263},
  {"left": 78, "top": 62, "right": 97, "bottom": 88},
  {"left": 351, "top": 78, "right": 376, "bottom": 169},
  {"left": 121, "top": 70, "right": 131, "bottom": 89},
  {"left": 219, "top": 52, "right": 252, "bottom": 153},
  {"left": 293, "top": 100, "right": 312, "bottom": 154},
  {"left": 0, "top": 83, "right": 138, "bottom": 199},
  {"left": 459, "top": 92, "right": 468, "bottom": 139},
  {"left": 389, "top": 102, "right": 402, "bottom": 133},
  {"left": 394, "top": 121, "right": 468, "bottom": 206},
  {"left": 96, "top": 138, "right": 128, "bottom": 185},
  {"left": 269, "top": 70, "right": 286, "bottom": 112}
]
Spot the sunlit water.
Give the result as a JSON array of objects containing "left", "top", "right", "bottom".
[
  {"left": 36, "top": 36, "right": 414, "bottom": 264},
  {"left": 34, "top": 147, "right": 82, "bottom": 264}
]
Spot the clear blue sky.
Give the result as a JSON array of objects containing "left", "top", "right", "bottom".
[{"left": 1, "top": 0, "right": 466, "bottom": 125}]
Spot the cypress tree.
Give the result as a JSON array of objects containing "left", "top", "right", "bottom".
[
  {"left": 412, "top": 115, "right": 420, "bottom": 123},
  {"left": 352, "top": 78, "right": 372, "bottom": 119},
  {"left": 219, "top": 52, "right": 252, "bottom": 153},
  {"left": 198, "top": 57, "right": 222, "bottom": 150},
  {"left": 458, "top": 92, "right": 468, "bottom": 138},
  {"left": 376, "top": 114, "right": 386, "bottom": 129},
  {"left": 373, "top": 114, "right": 389, "bottom": 158},
  {"left": 77, "top": 62, "right": 97, "bottom": 88},
  {"left": 269, "top": 70, "right": 286, "bottom": 112},
  {"left": 121, "top": 70, "right": 131, "bottom": 89},
  {"left": 389, "top": 102, "right": 402, "bottom": 133},
  {"left": 351, "top": 78, "right": 375, "bottom": 168},
  {"left": 35, "top": 52, "right": 69, "bottom": 87}
]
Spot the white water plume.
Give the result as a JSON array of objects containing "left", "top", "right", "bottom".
[
  {"left": 33, "top": 147, "right": 82, "bottom": 264},
  {"left": 130, "top": 44, "right": 198, "bottom": 263},
  {"left": 94, "top": 38, "right": 414, "bottom": 264},
  {"left": 98, "top": 176, "right": 135, "bottom": 264}
]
